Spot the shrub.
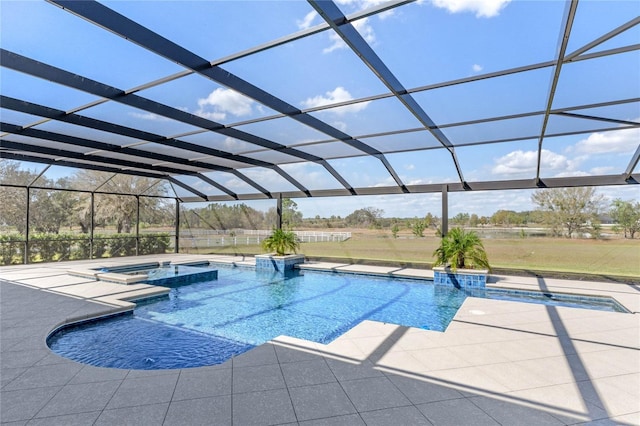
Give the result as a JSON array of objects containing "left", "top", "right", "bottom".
[
  {"left": 0, "top": 234, "right": 24, "bottom": 265},
  {"left": 433, "top": 227, "right": 490, "bottom": 271},
  {"left": 0, "top": 231, "right": 172, "bottom": 263},
  {"left": 261, "top": 228, "right": 300, "bottom": 256},
  {"left": 139, "top": 233, "right": 171, "bottom": 254}
]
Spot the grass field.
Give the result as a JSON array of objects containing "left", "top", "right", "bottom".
[{"left": 191, "top": 230, "right": 640, "bottom": 280}]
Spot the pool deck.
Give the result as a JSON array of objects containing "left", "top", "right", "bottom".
[{"left": 1, "top": 254, "right": 638, "bottom": 425}]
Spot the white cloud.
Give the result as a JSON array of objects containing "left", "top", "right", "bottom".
[
  {"left": 280, "top": 162, "right": 335, "bottom": 187},
  {"left": 336, "top": 0, "right": 397, "bottom": 19},
  {"left": 472, "top": 64, "right": 483, "bottom": 72},
  {"left": 297, "top": 10, "right": 318, "bottom": 30},
  {"left": 195, "top": 110, "right": 226, "bottom": 121},
  {"left": 221, "top": 137, "right": 249, "bottom": 153},
  {"left": 324, "top": 32, "right": 347, "bottom": 54},
  {"left": 573, "top": 127, "right": 640, "bottom": 155},
  {"left": 129, "top": 112, "right": 170, "bottom": 121},
  {"left": 590, "top": 166, "right": 616, "bottom": 175},
  {"left": 449, "top": 189, "right": 535, "bottom": 216},
  {"left": 405, "top": 164, "right": 416, "bottom": 171},
  {"left": 406, "top": 178, "right": 433, "bottom": 185},
  {"left": 430, "top": 0, "right": 511, "bottom": 18},
  {"left": 553, "top": 170, "right": 590, "bottom": 178},
  {"left": 491, "top": 149, "right": 575, "bottom": 176},
  {"left": 332, "top": 121, "right": 348, "bottom": 132},
  {"left": 195, "top": 88, "right": 254, "bottom": 121},
  {"left": 336, "top": 0, "right": 391, "bottom": 10},
  {"left": 297, "top": 0, "right": 392, "bottom": 53},
  {"left": 324, "top": 18, "right": 375, "bottom": 53},
  {"left": 301, "top": 87, "right": 370, "bottom": 115}
]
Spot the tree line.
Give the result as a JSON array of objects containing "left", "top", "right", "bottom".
[
  {"left": 0, "top": 162, "right": 174, "bottom": 235},
  {"left": 2, "top": 161, "right": 638, "bottom": 240},
  {"left": 300, "top": 188, "right": 640, "bottom": 239}
]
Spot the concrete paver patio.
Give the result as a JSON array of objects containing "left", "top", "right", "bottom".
[{"left": 1, "top": 254, "right": 638, "bottom": 425}]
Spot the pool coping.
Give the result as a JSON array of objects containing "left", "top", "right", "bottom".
[{"left": 296, "top": 261, "right": 638, "bottom": 314}]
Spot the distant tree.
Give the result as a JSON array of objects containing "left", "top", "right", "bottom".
[
  {"left": 610, "top": 199, "right": 640, "bottom": 239},
  {"left": 469, "top": 214, "right": 479, "bottom": 227},
  {"left": 391, "top": 223, "right": 400, "bottom": 238},
  {"left": 411, "top": 221, "right": 425, "bottom": 237},
  {"left": 532, "top": 188, "right": 604, "bottom": 238},
  {"left": 345, "top": 207, "right": 383, "bottom": 228},
  {"left": 198, "top": 203, "right": 266, "bottom": 230},
  {"left": 282, "top": 198, "right": 303, "bottom": 227},
  {"left": 490, "top": 210, "right": 523, "bottom": 227},
  {"left": 29, "top": 188, "right": 76, "bottom": 233},
  {"left": 0, "top": 161, "right": 38, "bottom": 233},
  {"left": 239, "top": 203, "right": 266, "bottom": 229},
  {"left": 424, "top": 213, "right": 436, "bottom": 228},
  {"left": 451, "top": 213, "right": 470, "bottom": 226},
  {"left": 71, "top": 171, "right": 170, "bottom": 234},
  {"left": 423, "top": 212, "right": 441, "bottom": 232},
  {"left": 265, "top": 198, "right": 302, "bottom": 228},
  {"left": 0, "top": 186, "right": 28, "bottom": 234},
  {"left": 527, "top": 210, "right": 546, "bottom": 224}
]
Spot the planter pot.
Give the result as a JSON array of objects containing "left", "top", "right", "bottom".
[
  {"left": 255, "top": 254, "right": 305, "bottom": 273},
  {"left": 433, "top": 266, "right": 488, "bottom": 288}
]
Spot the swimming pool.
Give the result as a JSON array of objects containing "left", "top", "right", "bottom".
[{"left": 47, "top": 265, "right": 627, "bottom": 370}]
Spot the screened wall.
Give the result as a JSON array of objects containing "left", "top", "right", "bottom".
[{"left": 1, "top": 0, "right": 638, "bottom": 267}]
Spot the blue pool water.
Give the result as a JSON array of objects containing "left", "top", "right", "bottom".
[{"left": 48, "top": 265, "right": 626, "bottom": 370}]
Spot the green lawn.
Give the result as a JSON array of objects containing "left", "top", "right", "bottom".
[{"left": 196, "top": 232, "right": 640, "bottom": 279}]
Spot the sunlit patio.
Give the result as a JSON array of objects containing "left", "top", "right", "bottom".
[{"left": 1, "top": 254, "right": 638, "bottom": 425}]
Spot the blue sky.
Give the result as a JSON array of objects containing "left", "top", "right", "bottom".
[{"left": 1, "top": 0, "right": 638, "bottom": 218}]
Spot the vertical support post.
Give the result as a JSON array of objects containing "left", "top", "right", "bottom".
[
  {"left": 90, "top": 192, "right": 95, "bottom": 259},
  {"left": 135, "top": 195, "right": 140, "bottom": 256},
  {"left": 174, "top": 199, "right": 180, "bottom": 253},
  {"left": 24, "top": 187, "right": 30, "bottom": 264},
  {"left": 276, "top": 194, "right": 283, "bottom": 230},
  {"left": 441, "top": 185, "right": 448, "bottom": 237}
]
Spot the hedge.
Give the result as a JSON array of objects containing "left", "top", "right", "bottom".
[{"left": 0, "top": 232, "right": 172, "bottom": 265}]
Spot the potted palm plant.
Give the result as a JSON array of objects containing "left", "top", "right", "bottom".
[
  {"left": 256, "top": 228, "right": 304, "bottom": 272},
  {"left": 432, "top": 227, "right": 490, "bottom": 288}
]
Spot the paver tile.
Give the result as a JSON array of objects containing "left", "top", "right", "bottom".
[
  {"left": 164, "top": 395, "right": 231, "bottom": 426},
  {"left": 298, "top": 413, "right": 365, "bottom": 425},
  {"left": 325, "top": 359, "right": 383, "bottom": 381},
  {"left": 232, "top": 363, "right": 286, "bottom": 394},
  {"left": 0, "top": 387, "right": 60, "bottom": 423},
  {"left": 359, "top": 406, "right": 432, "bottom": 426},
  {"left": 288, "top": 382, "right": 356, "bottom": 421},
  {"left": 232, "top": 388, "right": 296, "bottom": 426},
  {"left": 172, "top": 367, "right": 232, "bottom": 400},
  {"left": 507, "top": 383, "right": 610, "bottom": 423},
  {"left": 232, "top": 343, "right": 278, "bottom": 367},
  {"left": 340, "top": 376, "right": 411, "bottom": 412},
  {"left": 94, "top": 402, "right": 169, "bottom": 426},
  {"left": 25, "top": 411, "right": 101, "bottom": 426},
  {"left": 417, "top": 398, "right": 500, "bottom": 426},
  {"left": 281, "top": 359, "right": 336, "bottom": 388},
  {"left": 35, "top": 380, "right": 121, "bottom": 418},
  {"left": 469, "top": 395, "right": 564, "bottom": 425},
  {"left": 68, "top": 365, "right": 129, "bottom": 384},
  {"left": 105, "top": 374, "right": 178, "bottom": 409},
  {"left": 273, "top": 343, "right": 320, "bottom": 364},
  {"left": 385, "top": 373, "right": 465, "bottom": 405},
  {"left": 2, "top": 362, "right": 83, "bottom": 391}
]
